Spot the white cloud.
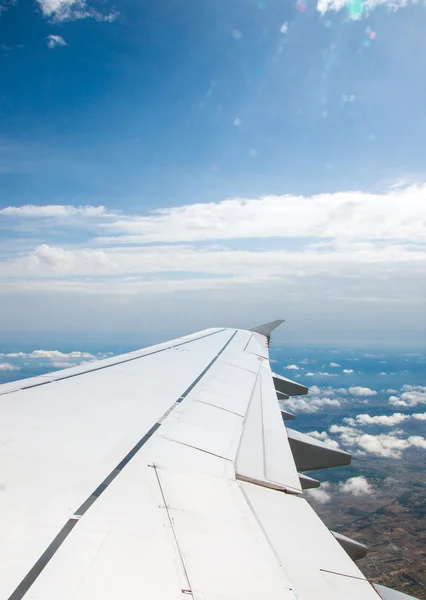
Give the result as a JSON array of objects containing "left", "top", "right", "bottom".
[
  {"left": 308, "top": 430, "right": 330, "bottom": 440},
  {"left": 343, "top": 369, "right": 354, "bottom": 374},
  {"left": 0, "top": 349, "right": 95, "bottom": 359},
  {"left": 0, "top": 204, "right": 116, "bottom": 218},
  {"left": 347, "top": 433, "right": 409, "bottom": 458},
  {"left": 329, "top": 362, "right": 340, "bottom": 367},
  {"left": 284, "top": 396, "right": 341, "bottom": 414},
  {"left": 408, "top": 436, "right": 426, "bottom": 449},
  {"left": 344, "top": 412, "right": 409, "bottom": 427},
  {"left": 338, "top": 476, "right": 374, "bottom": 496},
  {"left": 0, "top": 362, "right": 19, "bottom": 371},
  {"left": 317, "top": 0, "right": 411, "bottom": 18},
  {"left": 329, "top": 423, "right": 426, "bottom": 458},
  {"left": 0, "top": 185, "right": 425, "bottom": 341},
  {"left": 46, "top": 34, "right": 67, "bottom": 48},
  {"left": 389, "top": 386, "right": 426, "bottom": 407},
  {"left": 413, "top": 413, "right": 426, "bottom": 420},
  {"left": 308, "top": 385, "right": 321, "bottom": 395},
  {"left": 30, "top": 349, "right": 94, "bottom": 359},
  {"left": 92, "top": 186, "right": 426, "bottom": 245},
  {"left": 306, "top": 430, "right": 341, "bottom": 448},
  {"left": 37, "top": 0, "right": 117, "bottom": 22},
  {"left": 50, "top": 360, "right": 76, "bottom": 368},
  {"left": 306, "top": 488, "right": 332, "bottom": 504},
  {"left": 349, "top": 386, "right": 377, "bottom": 396},
  {"left": 329, "top": 424, "right": 356, "bottom": 435},
  {"left": 285, "top": 364, "right": 300, "bottom": 370},
  {"left": 304, "top": 371, "right": 335, "bottom": 377}
]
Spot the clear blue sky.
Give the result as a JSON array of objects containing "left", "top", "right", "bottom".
[
  {"left": 0, "top": 0, "right": 425, "bottom": 346},
  {"left": 3, "top": 0, "right": 426, "bottom": 204}
]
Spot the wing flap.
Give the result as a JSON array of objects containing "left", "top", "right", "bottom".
[
  {"left": 240, "top": 481, "right": 381, "bottom": 600},
  {"left": 331, "top": 531, "right": 368, "bottom": 561},
  {"left": 286, "top": 427, "right": 351, "bottom": 471},
  {"left": 273, "top": 372, "right": 309, "bottom": 396},
  {"left": 236, "top": 365, "right": 302, "bottom": 494},
  {"left": 155, "top": 465, "right": 296, "bottom": 600}
]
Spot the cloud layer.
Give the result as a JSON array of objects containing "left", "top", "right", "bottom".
[
  {"left": 0, "top": 349, "right": 95, "bottom": 359},
  {"left": 1, "top": 184, "right": 425, "bottom": 341}
]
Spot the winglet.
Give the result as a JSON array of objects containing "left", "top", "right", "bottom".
[{"left": 250, "top": 319, "right": 285, "bottom": 337}]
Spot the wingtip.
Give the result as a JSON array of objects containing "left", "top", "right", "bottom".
[{"left": 250, "top": 319, "right": 285, "bottom": 337}]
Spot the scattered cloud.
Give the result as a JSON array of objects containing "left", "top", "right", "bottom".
[
  {"left": 344, "top": 412, "right": 409, "bottom": 427},
  {"left": 283, "top": 396, "right": 341, "bottom": 413},
  {"left": 389, "top": 385, "right": 426, "bottom": 407},
  {"left": 348, "top": 386, "right": 377, "bottom": 396},
  {"left": 307, "top": 476, "right": 373, "bottom": 502},
  {"left": 0, "top": 349, "right": 95, "bottom": 359},
  {"left": 305, "top": 371, "right": 335, "bottom": 377},
  {"left": 317, "top": 0, "right": 413, "bottom": 19},
  {"left": 337, "top": 476, "right": 374, "bottom": 496},
  {"left": 46, "top": 34, "right": 67, "bottom": 48},
  {"left": 285, "top": 364, "right": 300, "bottom": 370},
  {"left": 408, "top": 436, "right": 426, "bottom": 449},
  {"left": 306, "top": 430, "right": 341, "bottom": 449},
  {"left": 413, "top": 413, "right": 426, "bottom": 420},
  {"left": 329, "top": 423, "right": 426, "bottom": 458},
  {"left": 329, "top": 362, "right": 340, "bottom": 367},
  {"left": 343, "top": 369, "right": 354, "bottom": 374},
  {"left": 50, "top": 360, "right": 76, "bottom": 368},
  {"left": 36, "top": 0, "right": 117, "bottom": 23},
  {"left": 0, "top": 204, "right": 116, "bottom": 218},
  {"left": 308, "top": 385, "right": 321, "bottom": 395},
  {"left": 0, "top": 362, "right": 19, "bottom": 371},
  {"left": 306, "top": 488, "right": 332, "bottom": 504}
]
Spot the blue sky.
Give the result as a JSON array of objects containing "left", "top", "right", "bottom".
[{"left": 1, "top": 0, "right": 425, "bottom": 345}]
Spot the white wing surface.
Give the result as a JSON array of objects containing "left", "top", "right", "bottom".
[{"left": 0, "top": 324, "right": 395, "bottom": 599}]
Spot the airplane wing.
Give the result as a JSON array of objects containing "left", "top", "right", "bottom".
[{"left": 0, "top": 323, "right": 416, "bottom": 600}]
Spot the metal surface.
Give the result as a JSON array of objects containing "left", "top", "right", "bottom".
[
  {"left": 281, "top": 408, "right": 296, "bottom": 420},
  {"left": 299, "top": 473, "right": 321, "bottom": 489},
  {"left": 0, "top": 321, "right": 404, "bottom": 600},
  {"left": 287, "top": 427, "right": 352, "bottom": 471},
  {"left": 332, "top": 530, "right": 368, "bottom": 561},
  {"left": 240, "top": 481, "right": 381, "bottom": 600},
  {"left": 273, "top": 372, "right": 309, "bottom": 396}
]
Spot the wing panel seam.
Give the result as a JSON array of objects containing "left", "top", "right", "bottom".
[
  {"left": 6, "top": 330, "right": 238, "bottom": 600},
  {"left": 0, "top": 328, "right": 227, "bottom": 396}
]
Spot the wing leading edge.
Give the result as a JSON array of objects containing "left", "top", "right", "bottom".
[{"left": 0, "top": 322, "right": 413, "bottom": 600}]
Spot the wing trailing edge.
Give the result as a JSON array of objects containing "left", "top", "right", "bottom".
[{"left": 286, "top": 428, "right": 351, "bottom": 471}]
